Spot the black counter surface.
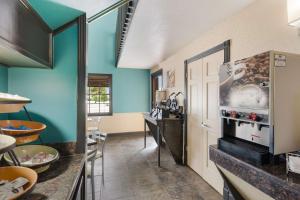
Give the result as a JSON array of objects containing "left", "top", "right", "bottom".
[
  {"left": 21, "top": 154, "right": 84, "bottom": 200},
  {"left": 20, "top": 154, "right": 85, "bottom": 200},
  {"left": 209, "top": 145, "right": 300, "bottom": 200}
]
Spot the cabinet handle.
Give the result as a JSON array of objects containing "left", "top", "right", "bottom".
[{"left": 201, "top": 123, "right": 209, "bottom": 128}]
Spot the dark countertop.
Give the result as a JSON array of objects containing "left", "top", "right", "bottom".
[
  {"left": 21, "top": 154, "right": 85, "bottom": 200},
  {"left": 143, "top": 113, "right": 184, "bottom": 124},
  {"left": 209, "top": 145, "right": 300, "bottom": 200}
]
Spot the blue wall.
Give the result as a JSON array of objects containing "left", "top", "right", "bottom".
[
  {"left": 0, "top": 65, "right": 8, "bottom": 119},
  {"left": 88, "top": 11, "right": 150, "bottom": 113},
  {"left": 28, "top": 0, "right": 83, "bottom": 30},
  {"left": 0, "top": 65, "right": 8, "bottom": 92},
  {"left": 8, "top": 24, "right": 78, "bottom": 143}
]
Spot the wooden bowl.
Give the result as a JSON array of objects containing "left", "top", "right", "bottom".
[
  {"left": 4, "top": 145, "right": 59, "bottom": 173},
  {"left": 0, "top": 120, "right": 46, "bottom": 145},
  {"left": 0, "top": 166, "right": 37, "bottom": 200}
]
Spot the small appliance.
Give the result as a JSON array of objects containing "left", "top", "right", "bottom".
[{"left": 219, "top": 51, "right": 300, "bottom": 165}]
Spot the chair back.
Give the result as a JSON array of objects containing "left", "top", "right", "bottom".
[
  {"left": 98, "top": 134, "right": 107, "bottom": 153},
  {"left": 87, "top": 149, "right": 97, "bottom": 162},
  {"left": 87, "top": 117, "right": 101, "bottom": 135}
]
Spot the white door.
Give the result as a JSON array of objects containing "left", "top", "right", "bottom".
[
  {"left": 187, "top": 50, "right": 224, "bottom": 194},
  {"left": 201, "top": 51, "right": 224, "bottom": 194},
  {"left": 187, "top": 59, "right": 204, "bottom": 175}
]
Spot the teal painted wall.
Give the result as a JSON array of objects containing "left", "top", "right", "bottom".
[
  {"left": 28, "top": 0, "right": 83, "bottom": 29},
  {"left": 113, "top": 69, "right": 150, "bottom": 112},
  {"left": 8, "top": 24, "right": 78, "bottom": 143},
  {"left": 88, "top": 11, "right": 150, "bottom": 113},
  {"left": 0, "top": 65, "right": 8, "bottom": 119},
  {"left": 0, "top": 65, "right": 8, "bottom": 92}
]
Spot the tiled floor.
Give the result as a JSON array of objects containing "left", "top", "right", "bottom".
[{"left": 87, "top": 133, "right": 222, "bottom": 200}]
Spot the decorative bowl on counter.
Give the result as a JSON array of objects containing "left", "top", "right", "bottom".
[
  {"left": 0, "top": 166, "right": 37, "bottom": 200},
  {"left": 4, "top": 145, "right": 59, "bottom": 173},
  {"left": 0, "top": 120, "right": 46, "bottom": 145}
]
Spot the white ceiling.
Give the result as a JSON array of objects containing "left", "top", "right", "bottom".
[
  {"left": 117, "top": 0, "right": 255, "bottom": 69},
  {"left": 50, "top": 0, "right": 119, "bottom": 18}
]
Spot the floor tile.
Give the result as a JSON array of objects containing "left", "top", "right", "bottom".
[{"left": 89, "top": 133, "right": 222, "bottom": 200}]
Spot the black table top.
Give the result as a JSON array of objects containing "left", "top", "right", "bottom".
[{"left": 21, "top": 154, "right": 85, "bottom": 200}]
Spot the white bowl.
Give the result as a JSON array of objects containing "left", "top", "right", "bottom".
[
  {"left": 0, "top": 134, "right": 16, "bottom": 153},
  {"left": 4, "top": 145, "right": 59, "bottom": 173}
]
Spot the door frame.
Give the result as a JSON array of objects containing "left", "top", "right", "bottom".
[
  {"left": 151, "top": 69, "right": 163, "bottom": 109},
  {"left": 183, "top": 40, "right": 231, "bottom": 164}
]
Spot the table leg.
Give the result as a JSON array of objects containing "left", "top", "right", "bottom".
[
  {"left": 144, "top": 120, "right": 147, "bottom": 148},
  {"left": 81, "top": 163, "right": 86, "bottom": 200},
  {"left": 157, "top": 126, "right": 160, "bottom": 167}
]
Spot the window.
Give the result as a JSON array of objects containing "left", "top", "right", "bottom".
[
  {"left": 151, "top": 70, "right": 163, "bottom": 108},
  {"left": 87, "top": 74, "right": 112, "bottom": 116}
]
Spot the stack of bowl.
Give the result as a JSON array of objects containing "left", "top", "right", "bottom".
[
  {"left": 0, "top": 120, "right": 59, "bottom": 173},
  {"left": 0, "top": 134, "right": 38, "bottom": 199}
]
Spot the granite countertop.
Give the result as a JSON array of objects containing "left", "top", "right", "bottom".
[
  {"left": 21, "top": 154, "right": 85, "bottom": 200},
  {"left": 209, "top": 145, "right": 300, "bottom": 200}
]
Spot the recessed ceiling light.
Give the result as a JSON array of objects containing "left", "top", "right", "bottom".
[{"left": 288, "top": 0, "right": 300, "bottom": 27}]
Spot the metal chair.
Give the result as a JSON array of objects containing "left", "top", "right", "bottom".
[
  {"left": 87, "top": 117, "right": 101, "bottom": 139},
  {"left": 87, "top": 149, "right": 97, "bottom": 200},
  {"left": 96, "top": 133, "right": 107, "bottom": 183},
  {"left": 86, "top": 134, "right": 107, "bottom": 200},
  {"left": 87, "top": 117, "right": 107, "bottom": 184}
]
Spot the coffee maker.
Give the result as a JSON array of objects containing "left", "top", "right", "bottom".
[{"left": 218, "top": 51, "right": 300, "bottom": 165}]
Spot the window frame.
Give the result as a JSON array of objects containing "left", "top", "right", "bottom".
[
  {"left": 87, "top": 73, "right": 113, "bottom": 116},
  {"left": 151, "top": 69, "right": 163, "bottom": 109}
]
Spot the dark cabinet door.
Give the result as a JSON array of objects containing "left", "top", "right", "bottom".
[{"left": 0, "top": 0, "right": 53, "bottom": 68}]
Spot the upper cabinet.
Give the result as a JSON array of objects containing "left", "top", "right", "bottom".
[{"left": 0, "top": 0, "right": 53, "bottom": 68}]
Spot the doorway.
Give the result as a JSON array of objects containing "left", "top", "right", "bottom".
[
  {"left": 185, "top": 41, "right": 230, "bottom": 194},
  {"left": 151, "top": 69, "right": 163, "bottom": 109}
]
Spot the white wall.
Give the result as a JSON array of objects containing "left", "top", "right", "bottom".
[
  {"left": 154, "top": 0, "right": 300, "bottom": 94},
  {"left": 151, "top": 0, "right": 300, "bottom": 197},
  {"left": 88, "top": 113, "right": 145, "bottom": 134}
]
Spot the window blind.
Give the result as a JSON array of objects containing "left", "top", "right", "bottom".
[{"left": 88, "top": 75, "right": 111, "bottom": 87}]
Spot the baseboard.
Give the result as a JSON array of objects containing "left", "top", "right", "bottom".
[{"left": 107, "top": 131, "right": 150, "bottom": 137}]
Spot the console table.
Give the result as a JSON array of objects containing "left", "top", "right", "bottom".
[{"left": 143, "top": 113, "right": 184, "bottom": 166}]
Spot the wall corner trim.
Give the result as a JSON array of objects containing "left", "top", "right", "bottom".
[{"left": 76, "top": 14, "right": 87, "bottom": 154}]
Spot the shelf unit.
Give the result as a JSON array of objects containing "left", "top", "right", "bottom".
[{"left": 0, "top": 94, "right": 45, "bottom": 166}]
